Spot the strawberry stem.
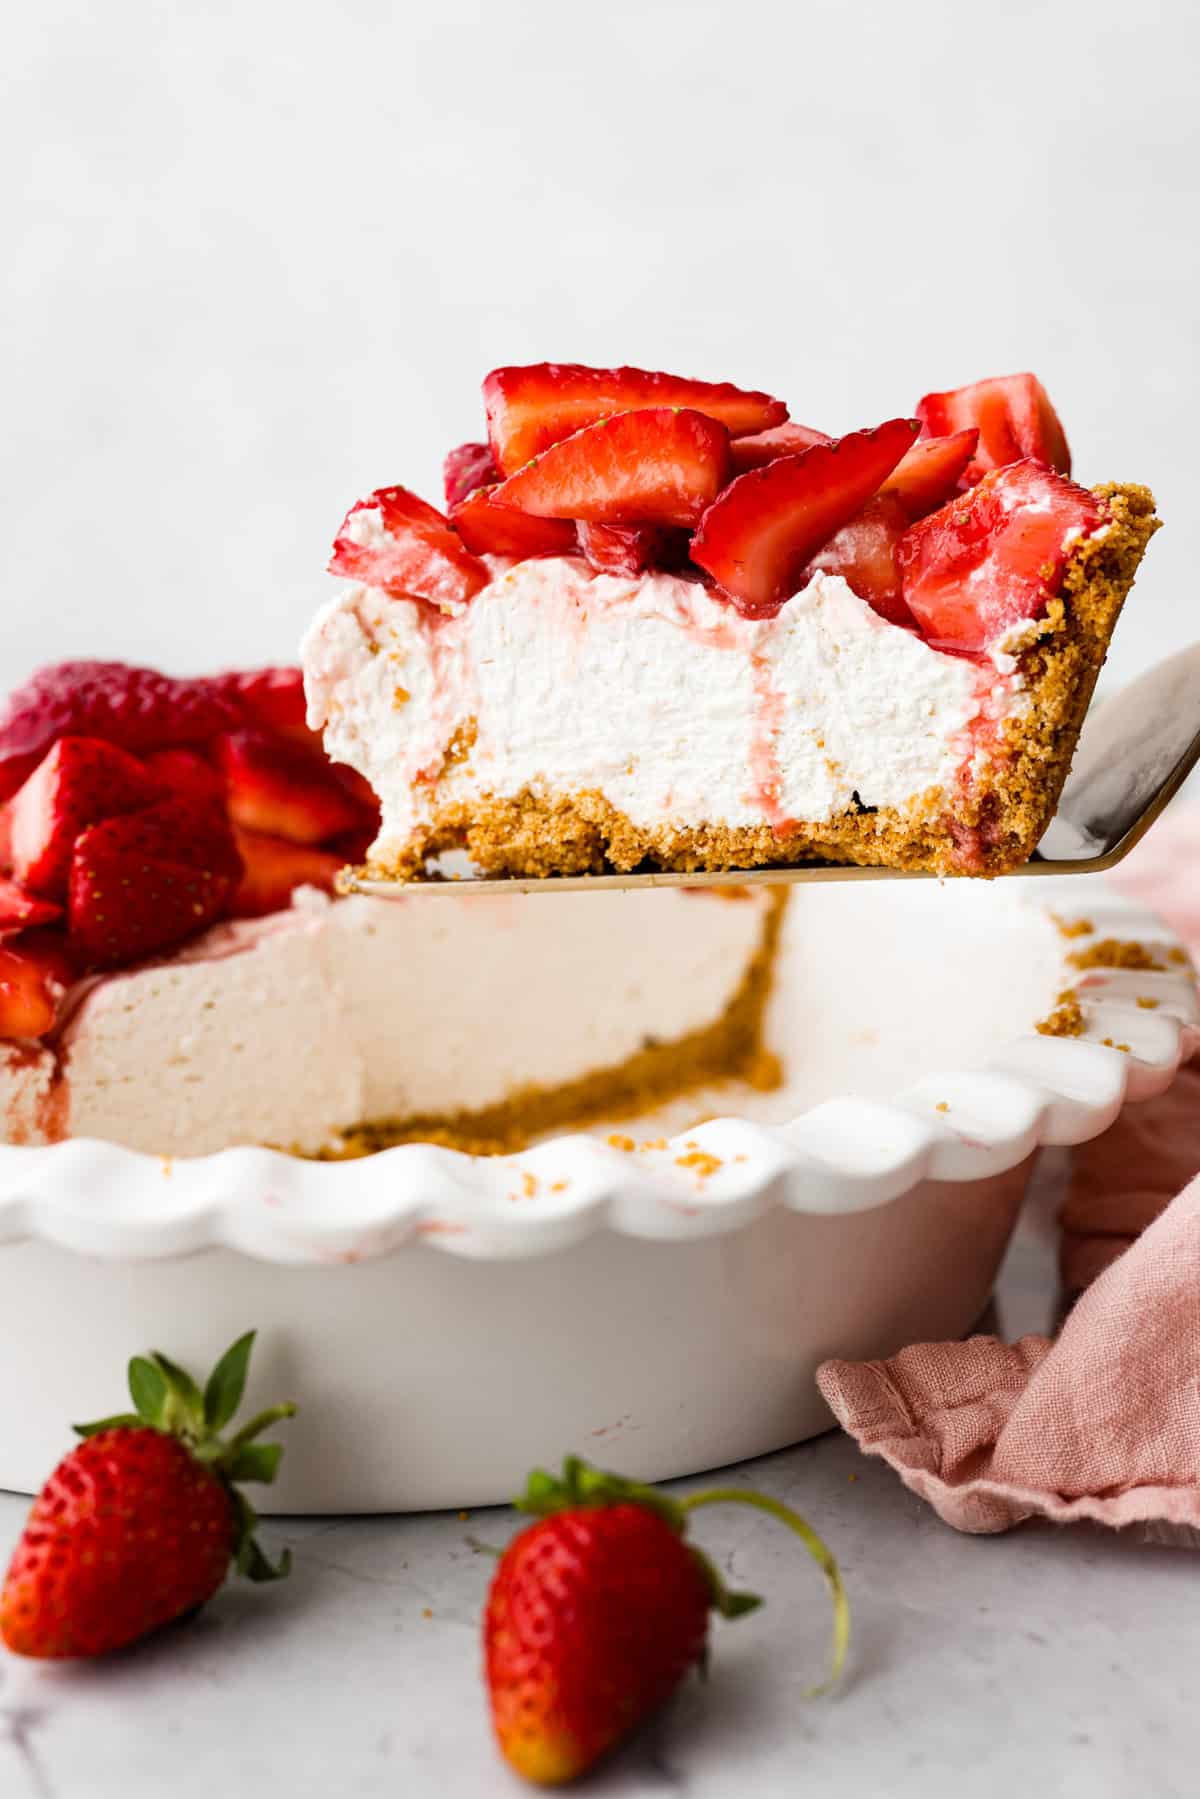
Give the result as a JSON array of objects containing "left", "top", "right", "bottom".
[
  {"left": 679, "top": 1487, "right": 849, "bottom": 1694},
  {"left": 227, "top": 1402, "right": 298, "bottom": 1451}
]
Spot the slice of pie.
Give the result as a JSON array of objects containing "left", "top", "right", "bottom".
[
  {"left": 303, "top": 364, "right": 1159, "bottom": 881},
  {"left": 0, "top": 660, "right": 783, "bottom": 1156}
]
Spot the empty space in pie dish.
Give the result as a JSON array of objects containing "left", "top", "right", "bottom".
[{"left": 583, "top": 880, "right": 1065, "bottom": 1142}]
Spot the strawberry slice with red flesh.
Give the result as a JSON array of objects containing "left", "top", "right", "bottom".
[
  {"left": 484, "top": 364, "right": 787, "bottom": 475},
  {"left": 0, "top": 924, "right": 79, "bottom": 1038},
  {"left": 0, "top": 877, "right": 62, "bottom": 932},
  {"left": 691, "top": 418, "right": 920, "bottom": 618},
  {"left": 229, "top": 828, "right": 342, "bottom": 918},
  {"left": 217, "top": 732, "right": 368, "bottom": 845},
  {"left": 142, "top": 748, "right": 226, "bottom": 813},
  {"left": 490, "top": 408, "right": 731, "bottom": 528},
  {"left": 68, "top": 799, "right": 242, "bottom": 969},
  {"left": 450, "top": 486, "right": 577, "bottom": 559},
  {"left": 210, "top": 666, "right": 318, "bottom": 750},
  {"left": 577, "top": 521, "right": 691, "bottom": 578},
  {"left": 0, "top": 662, "right": 243, "bottom": 804},
  {"left": 8, "top": 737, "right": 164, "bottom": 900},
  {"left": 880, "top": 428, "right": 980, "bottom": 521},
  {"left": 916, "top": 374, "right": 1070, "bottom": 481},
  {"left": 899, "top": 460, "right": 1103, "bottom": 653},
  {"left": 729, "top": 421, "right": 833, "bottom": 475},
  {"left": 328, "top": 486, "right": 489, "bottom": 614},
  {"left": 802, "top": 494, "right": 915, "bottom": 627},
  {"left": 443, "top": 442, "right": 501, "bottom": 509}
]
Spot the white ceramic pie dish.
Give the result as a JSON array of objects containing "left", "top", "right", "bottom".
[{"left": 0, "top": 876, "right": 1194, "bottom": 1512}]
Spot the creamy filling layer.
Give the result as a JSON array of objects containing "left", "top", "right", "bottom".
[
  {"left": 0, "top": 887, "right": 775, "bottom": 1157},
  {"left": 302, "top": 555, "right": 1027, "bottom": 860}
]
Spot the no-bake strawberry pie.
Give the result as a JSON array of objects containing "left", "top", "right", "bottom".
[
  {"left": 0, "top": 661, "right": 784, "bottom": 1156},
  {"left": 303, "top": 364, "right": 1159, "bottom": 881}
]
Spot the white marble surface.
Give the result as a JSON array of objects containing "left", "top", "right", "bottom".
[{"left": 0, "top": 1171, "right": 1194, "bottom": 1799}]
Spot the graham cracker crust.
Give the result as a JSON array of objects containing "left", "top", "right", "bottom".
[
  {"left": 355, "top": 483, "right": 1158, "bottom": 882},
  {"left": 313, "top": 890, "right": 787, "bottom": 1159}
]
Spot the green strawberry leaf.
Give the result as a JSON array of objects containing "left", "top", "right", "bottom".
[
  {"left": 228, "top": 1442, "right": 283, "bottom": 1484},
  {"left": 204, "top": 1330, "right": 256, "bottom": 1431},
  {"left": 237, "top": 1536, "right": 293, "bottom": 1583},
  {"left": 72, "top": 1412, "right": 142, "bottom": 1439},
  {"left": 150, "top": 1351, "right": 206, "bottom": 1433},
  {"left": 127, "top": 1356, "right": 169, "bottom": 1426}
]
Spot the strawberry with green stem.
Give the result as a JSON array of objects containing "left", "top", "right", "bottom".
[
  {"left": 485, "top": 1455, "right": 848, "bottom": 1786},
  {"left": 1, "top": 1330, "right": 295, "bottom": 1659}
]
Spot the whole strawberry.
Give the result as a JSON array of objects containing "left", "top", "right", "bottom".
[
  {"left": 484, "top": 1457, "right": 847, "bottom": 1786},
  {"left": 0, "top": 1331, "right": 294, "bottom": 1659}
]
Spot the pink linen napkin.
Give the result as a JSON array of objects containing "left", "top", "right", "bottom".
[{"left": 816, "top": 804, "right": 1200, "bottom": 1534}]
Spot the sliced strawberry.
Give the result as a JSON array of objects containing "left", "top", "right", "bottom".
[
  {"left": 802, "top": 494, "right": 914, "bottom": 626},
  {"left": 0, "top": 805, "right": 13, "bottom": 873},
  {"left": 217, "top": 732, "right": 367, "bottom": 845},
  {"left": 329, "top": 763, "right": 381, "bottom": 825},
  {"left": 729, "top": 422, "right": 832, "bottom": 475},
  {"left": 0, "top": 942, "right": 63, "bottom": 1039},
  {"left": 450, "top": 486, "right": 577, "bottom": 559},
  {"left": 576, "top": 521, "right": 691, "bottom": 578},
  {"left": 210, "top": 666, "right": 318, "bottom": 749},
  {"left": 8, "top": 737, "right": 163, "bottom": 900},
  {"left": 490, "top": 409, "right": 730, "bottom": 528},
  {"left": 0, "top": 877, "right": 62, "bottom": 932},
  {"left": 880, "top": 428, "right": 980, "bottom": 520},
  {"left": 899, "top": 460, "right": 1103, "bottom": 653},
  {"left": 80, "top": 796, "right": 243, "bottom": 881},
  {"left": 0, "top": 662, "right": 242, "bottom": 803},
  {"left": 690, "top": 419, "right": 919, "bottom": 618},
  {"left": 68, "top": 800, "right": 242, "bottom": 969},
  {"left": 443, "top": 442, "right": 501, "bottom": 508},
  {"left": 141, "top": 748, "right": 226, "bottom": 814},
  {"left": 230, "top": 828, "right": 342, "bottom": 918},
  {"left": 328, "top": 487, "right": 489, "bottom": 614},
  {"left": 484, "top": 364, "right": 787, "bottom": 474},
  {"left": 916, "top": 374, "right": 1070, "bottom": 480}
]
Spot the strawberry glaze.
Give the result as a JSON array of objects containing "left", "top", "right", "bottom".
[{"left": 745, "top": 650, "right": 798, "bottom": 834}]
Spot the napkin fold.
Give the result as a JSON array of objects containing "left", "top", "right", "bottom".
[{"left": 817, "top": 805, "right": 1200, "bottom": 1533}]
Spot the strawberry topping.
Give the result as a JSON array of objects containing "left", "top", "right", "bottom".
[
  {"left": 142, "top": 748, "right": 226, "bottom": 813},
  {"left": 0, "top": 880, "right": 62, "bottom": 933},
  {"left": 916, "top": 374, "right": 1070, "bottom": 480},
  {"left": 328, "top": 486, "right": 488, "bottom": 613},
  {"left": 0, "top": 941, "right": 65, "bottom": 1040},
  {"left": 230, "top": 828, "right": 342, "bottom": 917},
  {"left": 880, "top": 428, "right": 980, "bottom": 520},
  {"left": 8, "top": 737, "right": 164, "bottom": 900},
  {"left": 450, "top": 486, "right": 577, "bottom": 559},
  {"left": 483, "top": 363, "right": 787, "bottom": 475},
  {"left": 729, "top": 422, "right": 832, "bottom": 474},
  {"left": 0, "top": 655, "right": 388, "bottom": 1033},
  {"left": 802, "top": 494, "right": 914, "bottom": 627},
  {"left": 898, "top": 460, "right": 1103, "bottom": 652},
  {"left": 217, "top": 732, "right": 369, "bottom": 845},
  {"left": 211, "top": 666, "right": 317, "bottom": 749},
  {"left": 490, "top": 408, "right": 731, "bottom": 528},
  {"left": 443, "top": 441, "right": 501, "bottom": 508},
  {"left": 691, "top": 419, "right": 919, "bottom": 617},
  {"left": 68, "top": 798, "right": 242, "bottom": 969},
  {"left": 577, "top": 521, "right": 691, "bottom": 578},
  {"left": 0, "top": 662, "right": 242, "bottom": 804}
]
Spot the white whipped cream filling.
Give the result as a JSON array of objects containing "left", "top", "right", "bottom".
[
  {"left": 301, "top": 556, "right": 1026, "bottom": 860},
  {"left": 0, "top": 886, "right": 773, "bottom": 1157}
]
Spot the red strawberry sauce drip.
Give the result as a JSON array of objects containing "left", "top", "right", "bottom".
[{"left": 745, "top": 649, "right": 798, "bottom": 834}]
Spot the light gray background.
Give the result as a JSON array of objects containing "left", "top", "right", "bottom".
[
  {"left": 3, "top": 8, "right": 1199, "bottom": 1796},
  {"left": 4, "top": 0, "right": 1195, "bottom": 688}
]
